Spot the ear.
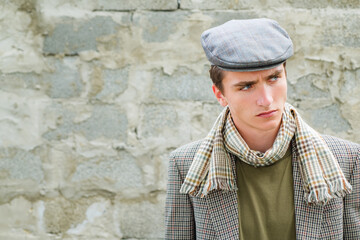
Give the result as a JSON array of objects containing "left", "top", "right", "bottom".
[{"left": 212, "top": 85, "right": 228, "bottom": 107}]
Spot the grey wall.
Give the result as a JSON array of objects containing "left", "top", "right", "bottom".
[{"left": 0, "top": 0, "right": 359, "bottom": 239}]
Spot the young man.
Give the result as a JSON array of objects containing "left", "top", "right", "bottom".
[{"left": 165, "top": 19, "right": 360, "bottom": 239}]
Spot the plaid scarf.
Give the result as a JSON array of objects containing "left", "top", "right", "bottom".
[{"left": 180, "top": 103, "right": 352, "bottom": 205}]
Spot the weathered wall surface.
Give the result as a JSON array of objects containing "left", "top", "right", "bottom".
[{"left": 0, "top": 0, "right": 359, "bottom": 239}]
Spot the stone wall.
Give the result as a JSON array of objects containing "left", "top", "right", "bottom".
[{"left": 0, "top": 0, "right": 359, "bottom": 239}]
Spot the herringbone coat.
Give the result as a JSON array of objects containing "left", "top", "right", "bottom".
[{"left": 165, "top": 135, "right": 360, "bottom": 239}]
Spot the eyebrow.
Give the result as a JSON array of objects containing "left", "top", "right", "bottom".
[
  {"left": 232, "top": 80, "right": 257, "bottom": 87},
  {"left": 266, "top": 69, "right": 283, "bottom": 80},
  {"left": 232, "top": 69, "right": 284, "bottom": 87}
]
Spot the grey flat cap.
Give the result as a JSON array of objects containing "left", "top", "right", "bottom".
[{"left": 201, "top": 18, "right": 293, "bottom": 71}]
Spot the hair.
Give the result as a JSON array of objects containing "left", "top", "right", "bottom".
[
  {"left": 209, "top": 62, "right": 287, "bottom": 93},
  {"left": 209, "top": 65, "right": 225, "bottom": 93}
]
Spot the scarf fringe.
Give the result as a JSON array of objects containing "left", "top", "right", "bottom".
[
  {"left": 305, "top": 179, "right": 353, "bottom": 205},
  {"left": 329, "top": 179, "right": 352, "bottom": 198},
  {"left": 203, "top": 178, "right": 237, "bottom": 197},
  {"left": 180, "top": 179, "right": 237, "bottom": 198},
  {"left": 209, "top": 178, "right": 237, "bottom": 191}
]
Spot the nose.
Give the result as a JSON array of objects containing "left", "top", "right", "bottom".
[{"left": 256, "top": 85, "right": 273, "bottom": 107}]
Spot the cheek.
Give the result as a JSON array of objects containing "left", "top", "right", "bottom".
[
  {"left": 276, "top": 81, "right": 287, "bottom": 100},
  {"left": 228, "top": 97, "right": 247, "bottom": 115},
  {"left": 283, "top": 84, "right": 288, "bottom": 100}
]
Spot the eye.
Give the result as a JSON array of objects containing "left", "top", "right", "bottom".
[
  {"left": 269, "top": 75, "right": 279, "bottom": 82},
  {"left": 241, "top": 84, "right": 253, "bottom": 90}
]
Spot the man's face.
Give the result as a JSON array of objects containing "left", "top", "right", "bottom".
[{"left": 212, "top": 64, "right": 287, "bottom": 136}]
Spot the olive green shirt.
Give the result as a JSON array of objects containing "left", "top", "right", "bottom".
[{"left": 236, "top": 148, "right": 296, "bottom": 240}]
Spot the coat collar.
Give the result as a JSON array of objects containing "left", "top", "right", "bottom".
[{"left": 205, "top": 141, "right": 324, "bottom": 239}]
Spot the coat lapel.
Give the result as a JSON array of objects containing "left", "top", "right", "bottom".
[
  {"left": 206, "top": 154, "right": 239, "bottom": 239},
  {"left": 206, "top": 190, "right": 239, "bottom": 239},
  {"left": 292, "top": 142, "right": 324, "bottom": 239}
]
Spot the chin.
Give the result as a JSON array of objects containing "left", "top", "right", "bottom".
[{"left": 258, "top": 118, "right": 282, "bottom": 131}]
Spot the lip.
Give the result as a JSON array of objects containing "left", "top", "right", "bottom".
[{"left": 256, "top": 110, "right": 278, "bottom": 118}]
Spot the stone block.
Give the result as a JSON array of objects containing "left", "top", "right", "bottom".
[
  {"left": 45, "top": 58, "right": 83, "bottom": 98},
  {"left": 42, "top": 103, "right": 76, "bottom": 141},
  {"left": 0, "top": 1, "right": 46, "bottom": 74},
  {"left": 0, "top": 57, "right": 82, "bottom": 98},
  {"left": 287, "top": 73, "right": 330, "bottom": 101},
  {"left": 96, "top": 0, "right": 178, "bottom": 10},
  {"left": 341, "top": 102, "right": 360, "bottom": 140},
  {"left": 43, "top": 197, "right": 117, "bottom": 237},
  {"left": 0, "top": 91, "right": 46, "bottom": 149},
  {"left": 78, "top": 105, "right": 128, "bottom": 140},
  {"left": 308, "top": 104, "right": 351, "bottom": 133},
  {"left": 71, "top": 151, "right": 143, "bottom": 190},
  {"left": 181, "top": 0, "right": 240, "bottom": 9},
  {"left": 340, "top": 69, "right": 360, "bottom": 101},
  {"left": 180, "top": 0, "right": 277, "bottom": 9},
  {"left": 43, "top": 16, "right": 119, "bottom": 54},
  {"left": 190, "top": 103, "right": 223, "bottom": 140},
  {"left": 66, "top": 199, "right": 122, "bottom": 239},
  {"left": 151, "top": 67, "right": 214, "bottom": 101},
  {"left": 286, "top": 0, "right": 360, "bottom": 8},
  {"left": 0, "top": 148, "right": 44, "bottom": 183},
  {"left": 204, "top": 11, "right": 259, "bottom": 27},
  {"left": 44, "top": 198, "right": 88, "bottom": 235},
  {"left": 43, "top": 104, "right": 127, "bottom": 141},
  {"left": 116, "top": 196, "right": 165, "bottom": 239},
  {"left": 133, "top": 11, "right": 188, "bottom": 43},
  {"left": 180, "top": 0, "right": 360, "bottom": 9},
  {"left": 323, "top": 13, "right": 360, "bottom": 47},
  {"left": 40, "top": 0, "right": 178, "bottom": 11},
  {"left": 0, "top": 197, "right": 41, "bottom": 239},
  {"left": 93, "top": 67, "right": 129, "bottom": 101},
  {"left": 157, "top": 152, "right": 170, "bottom": 191},
  {"left": 140, "top": 104, "right": 179, "bottom": 138}
]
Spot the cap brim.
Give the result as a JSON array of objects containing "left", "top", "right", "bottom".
[{"left": 216, "top": 60, "right": 285, "bottom": 72}]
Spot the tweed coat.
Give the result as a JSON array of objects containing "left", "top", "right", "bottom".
[{"left": 165, "top": 135, "right": 360, "bottom": 239}]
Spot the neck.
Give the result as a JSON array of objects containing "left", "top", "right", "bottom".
[{"left": 237, "top": 126, "right": 281, "bottom": 153}]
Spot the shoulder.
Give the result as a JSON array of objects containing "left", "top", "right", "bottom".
[
  {"left": 170, "top": 139, "right": 203, "bottom": 159},
  {"left": 321, "top": 134, "right": 360, "bottom": 178},
  {"left": 169, "top": 139, "right": 204, "bottom": 177},
  {"left": 321, "top": 134, "right": 360, "bottom": 157}
]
